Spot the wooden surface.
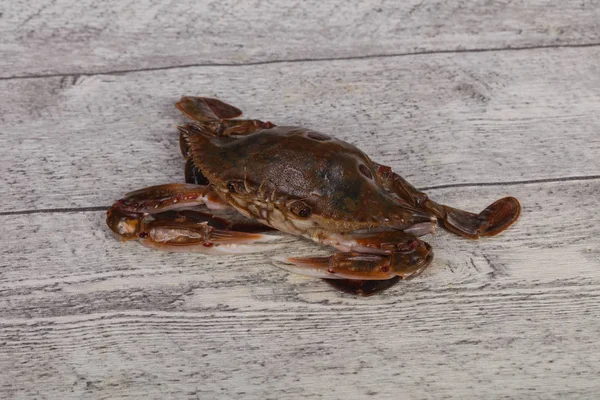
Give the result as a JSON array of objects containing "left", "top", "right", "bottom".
[{"left": 1, "top": 1, "right": 599, "bottom": 398}]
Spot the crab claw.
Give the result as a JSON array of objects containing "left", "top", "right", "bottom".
[
  {"left": 273, "top": 251, "right": 426, "bottom": 296},
  {"left": 106, "top": 205, "right": 144, "bottom": 241},
  {"left": 117, "top": 183, "right": 230, "bottom": 213},
  {"left": 274, "top": 253, "right": 396, "bottom": 280},
  {"left": 107, "top": 205, "right": 283, "bottom": 254},
  {"left": 140, "top": 220, "right": 283, "bottom": 255},
  {"left": 275, "top": 240, "right": 433, "bottom": 281},
  {"left": 273, "top": 237, "right": 433, "bottom": 294}
]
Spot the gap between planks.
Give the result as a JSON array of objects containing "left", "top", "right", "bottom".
[
  {"left": 2, "top": 42, "right": 600, "bottom": 81},
  {"left": 1, "top": 174, "right": 599, "bottom": 217}
]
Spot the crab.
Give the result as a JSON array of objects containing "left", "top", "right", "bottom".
[{"left": 107, "top": 96, "right": 521, "bottom": 296}]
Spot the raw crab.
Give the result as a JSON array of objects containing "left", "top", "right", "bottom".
[{"left": 107, "top": 97, "right": 521, "bottom": 295}]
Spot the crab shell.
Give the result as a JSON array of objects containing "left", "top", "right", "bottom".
[{"left": 182, "top": 125, "right": 437, "bottom": 241}]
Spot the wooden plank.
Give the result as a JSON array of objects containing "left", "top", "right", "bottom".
[
  {"left": 3, "top": 1, "right": 600, "bottom": 397},
  {"left": 1, "top": 181, "right": 599, "bottom": 399},
  {"left": 1, "top": 181, "right": 599, "bottom": 306},
  {"left": 2, "top": 0, "right": 600, "bottom": 77},
  {"left": 2, "top": 46, "right": 600, "bottom": 212}
]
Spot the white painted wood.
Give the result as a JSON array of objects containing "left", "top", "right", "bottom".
[
  {"left": 2, "top": 0, "right": 600, "bottom": 77},
  {"left": 2, "top": 46, "right": 600, "bottom": 212},
  {"left": 1, "top": 182, "right": 599, "bottom": 399},
  {"left": 1, "top": 181, "right": 598, "bottom": 300},
  {"left": 2, "top": 0, "right": 600, "bottom": 398}
]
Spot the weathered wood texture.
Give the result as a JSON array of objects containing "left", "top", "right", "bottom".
[
  {"left": 2, "top": 0, "right": 600, "bottom": 77},
  {"left": 1, "top": 0, "right": 600, "bottom": 399},
  {"left": 2, "top": 46, "right": 600, "bottom": 212},
  {"left": 1, "top": 181, "right": 600, "bottom": 399}
]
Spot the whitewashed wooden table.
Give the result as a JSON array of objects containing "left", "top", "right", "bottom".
[{"left": 1, "top": 1, "right": 600, "bottom": 398}]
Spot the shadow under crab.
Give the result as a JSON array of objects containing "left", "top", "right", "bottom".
[{"left": 107, "top": 96, "right": 521, "bottom": 296}]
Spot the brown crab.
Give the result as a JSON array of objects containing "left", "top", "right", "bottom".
[{"left": 107, "top": 97, "right": 521, "bottom": 295}]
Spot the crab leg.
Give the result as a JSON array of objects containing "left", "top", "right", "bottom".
[
  {"left": 374, "top": 163, "right": 521, "bottom": 239},
  {"left": 113, "top": 183, "right": 230, "bottom": 214},
  {"left": 107, "top": 186, "right": 281, "bottom": 254},
  {"left": 176, "top": 96, "right": 243, "bottom": 121},
  {"left": 176, "top": 96, "right": 275, "bottom": 137},
  {"left": 184, "top": 157, "right": 210, "bottom": 185},
  {"left": 274, "top": 230, "right": 433, "bottom": 296}
]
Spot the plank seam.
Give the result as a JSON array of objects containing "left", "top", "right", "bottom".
[
  {"left": 419, "top": 174, "right": 600, "bottom": 191},
  {"left": 2, "top": 174, "right": 599, "bottom": 216},
  {"left": 1, "top": 42, "right": 599, "bottom": 81}
]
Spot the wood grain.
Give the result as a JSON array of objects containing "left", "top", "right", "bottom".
[
  {"left": 2, "top": 0, "right": 600, "bottom": 398},
  {"left": 2, "top": 0, "right": 600, "bottom": 78},
  {"left": 2, "top": 181, "right": 599, "bottom": 310},
  {"left": 1, "top": 181, "right": 600, "bottom": 398},
  {"left": 2, "top": 46, "right": 600, "bottom": 212}
]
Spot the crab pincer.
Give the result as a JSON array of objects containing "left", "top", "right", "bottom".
[
  {"left": 275, "top": 230, "right": 433, "bottom": 295},
  {"left": 107, "top": 185, "right": 282, "bottom": 254}
]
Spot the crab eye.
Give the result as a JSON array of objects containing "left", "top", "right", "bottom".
[
  {"left": 358, "top": 164, "right": 373, "bottom": 179},
  {"left": 290, "top": 202, "right": 312, "bottom": 218},
  {"left": 299, "top": 208, "right": 311, "bottom": 218}
]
